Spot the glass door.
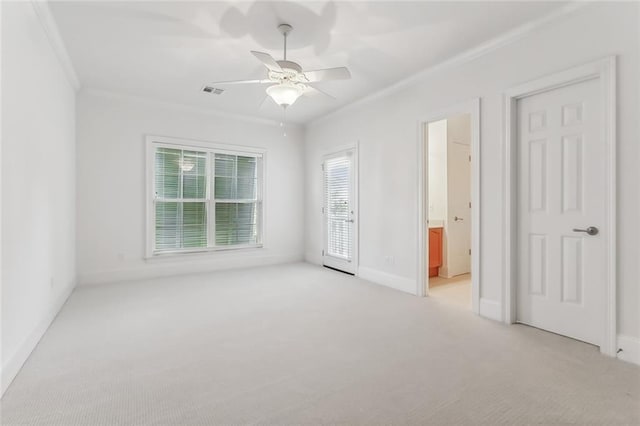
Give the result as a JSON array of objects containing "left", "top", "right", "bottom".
[{"left": 323, "top": 149, "right": 356, "bottom": 274}]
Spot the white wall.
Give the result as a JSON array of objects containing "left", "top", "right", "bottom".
[
  {"left": 304, "top": 3, "right": 640, "bottom": 342},
  {"left": 446, "top": 114, "right": 471, "bottom": 147},
  {"left": 0, "top": 0, "right": 4, "bottom": 396},
  {"left": 76, "top": 91, "right": 305, "bottom": 285},
  {"left": 1, "top": 2, "right": 77, "bottom": 394},
  {"left": 427, "top": 120, "right": 447, "bottom": 222}
]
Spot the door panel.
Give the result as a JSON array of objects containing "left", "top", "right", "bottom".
[
  {"left": 447, "top": 143, "right": 471, "bottom": 276},
  {"left": 517, "top": 78, "right": 605, "bottom": 346},
  {"left": 323, "top": 150, "right": 356, "bottom": 274}
]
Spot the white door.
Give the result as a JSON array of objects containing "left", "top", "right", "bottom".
[
  {"left": 323, "top": 149, "right": 356, "bottom": 274},
  {"left": 447, "top": 142, "right": 472, "bottom": 276},
  {"left": 517, "top": 78, "right": 606, "bottom": 346}
]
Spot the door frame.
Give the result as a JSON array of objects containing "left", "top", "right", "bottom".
[
  {"left": 322, "top": 143, "right": 359, "bottom": 275},
  {"left": 503, "top": 56, "right": 617, "bottom": 356},
  {"left": 417, "top": 98, "right": 481, "bottom": 314}
]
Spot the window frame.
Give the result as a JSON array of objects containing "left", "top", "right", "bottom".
[{"left": 146, "top": 135, "right": 266, "bottom": 258}]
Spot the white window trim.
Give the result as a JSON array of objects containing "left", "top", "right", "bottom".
[{"left": 145, "top": 135, "right": 266, "bottom": 259}]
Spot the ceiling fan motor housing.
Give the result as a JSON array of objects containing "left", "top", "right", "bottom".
[{"left": 270, "top": 60, "right": 305, "bottom": 85}]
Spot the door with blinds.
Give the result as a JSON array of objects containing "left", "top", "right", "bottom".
[{"left": 323, "top": 149, "right": 356, "bottom": 274}]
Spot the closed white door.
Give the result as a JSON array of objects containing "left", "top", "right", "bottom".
[
  {"left": 323, "top": 150, "right": 356, "bottom": 274},
  {"left": 517, "top": 78, "right": 606, "bottom": 346},
  {"left": 447, "top": 142, "right": 472, "bottom": 276}
]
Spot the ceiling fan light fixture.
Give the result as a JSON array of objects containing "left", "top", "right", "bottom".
[
  {"left": 178, "top": 158, "right": 195, "bottom": 172},
  {"left": 266, "top": 83, "right": 304, "bottom": 107}
]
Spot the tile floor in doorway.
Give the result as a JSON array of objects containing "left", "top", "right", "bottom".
[{"left": 429, "top": 273, "right": 472, "bottom": 310}]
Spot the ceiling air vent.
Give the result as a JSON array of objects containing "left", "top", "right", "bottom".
[{"left": 202, "top": 86, "right": 224, "bottom": 95}]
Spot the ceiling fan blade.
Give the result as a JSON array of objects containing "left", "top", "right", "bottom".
[
  {"left": 304, "top": 84, "right": 336, "bottom": 99},
  {"left": 205, "top": 79, "right": 271, "bottom": 86},
  {"left": 302, "top": 67, "right": 351, "bottom": 83},
  {"left": 250, "top": 51, "right": 283, "bottom": 73}
]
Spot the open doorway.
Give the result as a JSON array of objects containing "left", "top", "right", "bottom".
[
  {"left": 418, "top": 99, "right": 480, "bottom": 313},
  {"left": 426, "top": 115, "right": 472, "bottom": 308}
]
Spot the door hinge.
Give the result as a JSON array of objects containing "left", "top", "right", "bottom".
[
  {"left": 469, "top": 249, "right": 471, "bottom": 255},
  {"left": 321, "top": 164, "right": 324, "bottom": 171},
  {"left": 469, "top": 201, "right": 471, "bottom": 208},
  {"left": 322, "top": 249, "right": 325, "bottom": 256},
  {"left": 468, "top": 155, "right": 471, "bottom": 162},
  {"left": 321, "top": 207, "right": 325, "bottom": 214}
]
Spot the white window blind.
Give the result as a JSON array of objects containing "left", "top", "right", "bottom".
[
  {"left": 324, "top": 156, "right": 352, "bottom": 260},
  {"left": 155, "top": 148, "right": 208, "bottom": 250},
  {"left": 151, "top": 141, "right": 263, "bottom": 255},
  {"left": 214, "top": 154, "right": 260, "bottom": 246}
]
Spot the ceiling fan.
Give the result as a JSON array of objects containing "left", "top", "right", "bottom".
[{"left": 205, "top": 23, "right": 351, "bottom": 109}]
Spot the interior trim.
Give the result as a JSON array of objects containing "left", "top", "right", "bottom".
[
  {"left": 309, "top": 2, "right": 588, "bottom": 127},
  {"left": 30, "top": 0, "right": 80, "bottom": 90}
]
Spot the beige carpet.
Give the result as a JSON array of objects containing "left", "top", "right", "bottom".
[{"left": 1, "top": 263, "right": 638, "bottom": 425}]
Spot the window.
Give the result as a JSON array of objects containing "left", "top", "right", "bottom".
[{"left": 148, "top": 137, "right": 263, "bottom": 255}]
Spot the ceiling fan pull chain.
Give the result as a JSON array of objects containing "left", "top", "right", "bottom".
[{"left": 282, "top": 107, "right": 287, "bottom": 137}]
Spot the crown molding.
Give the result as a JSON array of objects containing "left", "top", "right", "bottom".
[
  {"left": 30, "top": 0, "right": 81, "bottom": 91},
  {"left": 308, "top": 1, "right": 588, "bottom": 127},
  {"left": 81, "top": 87, "right": 302, "bottom": 129}
]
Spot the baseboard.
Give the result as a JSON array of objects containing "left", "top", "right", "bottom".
[
  {"left": 479, "top": 298, "right": 502, "bottom": 322},
  {"left": 1, "top": 281, "right": 75, "bottom": 398},
  {"left": 438, "top": 266, "right": 449, "bottom": 278},
  {"left": 78, "top": 253, "right": 303, "bottom": 286},
  {"left": 617, "top": 334, "right": 640, "bottom": 366},
  {"left": 357, "top": 266, "right": 417, "bottom": 295}
]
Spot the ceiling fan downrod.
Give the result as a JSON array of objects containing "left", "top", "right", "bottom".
[{"left": 278, "top": 24, "right": 292, "bottom": 61}]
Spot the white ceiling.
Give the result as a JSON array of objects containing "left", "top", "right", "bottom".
[{"left": 50, "top": 1, "right": 567, "bottom": 124}]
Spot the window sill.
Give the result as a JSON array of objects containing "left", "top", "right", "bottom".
[{"left": 145, "top": 244, "right": 264, "bottom": 261}]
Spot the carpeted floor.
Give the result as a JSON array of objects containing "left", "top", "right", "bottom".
[{"left": 1, "top": 263, "right": 639, "bottom": 425}]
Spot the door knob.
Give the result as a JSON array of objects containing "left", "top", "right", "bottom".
[
  {"left": 454, "top": 216, "right": 464, "bottom": 222},
  {"left": 572, "top": 226, "right": 598, "bottom": 236}
]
